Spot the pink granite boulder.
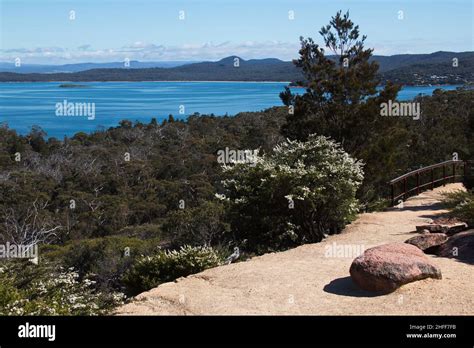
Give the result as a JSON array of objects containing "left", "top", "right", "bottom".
[{"left": 350, "top": 243, "right": 442, "bottom": 293}]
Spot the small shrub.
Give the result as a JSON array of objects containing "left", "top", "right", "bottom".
[
  {"left": 0, "top": 260, "right": 125, "bottom": 315},
  {"left": 442, "top": 190, "right": 473, "bottom": 208},
  {"left": 450, "top": 200, "right": 474, "bottom": 227},
  {"left": 366, "top": 197, "right": 391, "bottom": 212},
  {"left": 43, "top": 236, "right": 160, "bottom": 293},
  {"left": 442, "top": 190, "right": 474, "bottom": 227},
  {"left": 124, "top": 245, "right": 223, "bottom": 295}
]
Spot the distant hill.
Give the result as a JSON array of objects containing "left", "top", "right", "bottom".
[
  {"left": 379, "top": 53, "right": 474, "bottom": 85},
  {"left": 0, "top": 60, "right": 199, "bottom": 73},
  {"left": 1, "top": 52, "right": 473, "bottom": 85},
  {"left": 0, "top": 56, "right": 300, "bottom": 82},
  {"left": 371, "top": 51, "right": 474, "bottom": 72}
]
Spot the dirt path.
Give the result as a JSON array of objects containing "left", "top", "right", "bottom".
[{"left": 116, "top": 183, "right": 474, "bottom": 315}]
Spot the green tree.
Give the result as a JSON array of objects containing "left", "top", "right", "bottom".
[
  {"left": 280, "top": 10, "right": 406, "bottom": 202},
  {"left": 26, "top": 126, "right": 48, "bottom": 153}
]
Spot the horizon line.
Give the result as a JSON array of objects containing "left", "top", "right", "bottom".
[{"left": 1, "top": 50, "right": 473, "bottom": 66}]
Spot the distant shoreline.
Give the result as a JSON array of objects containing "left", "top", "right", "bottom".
[
  {"left": 1, "top": 52, "right": 473, "bottom": 85},
  {"left": 0, "top": 80, "right": 292, "bottom": 84},
  {"left": 0, "top": 81, "right": 465, "bottom": 88}
]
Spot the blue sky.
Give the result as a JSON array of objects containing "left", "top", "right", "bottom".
[{"left": 1, "top": 0, "right": 473, "bottom": 64}]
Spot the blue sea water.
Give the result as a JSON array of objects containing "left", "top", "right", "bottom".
[{"left": 0, "top": 82, "right": 462, "bottom": 139}]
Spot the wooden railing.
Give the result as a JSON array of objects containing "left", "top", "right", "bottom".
[{"left": 389, "top": 160, "right": 468, "bottom": 206}]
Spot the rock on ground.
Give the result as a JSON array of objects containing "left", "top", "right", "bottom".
[
  {"left": 437, "top": 230, "right": 474, "bottom": 263},
  {"left": 405, "top": 233, "right": 448, "bottom": 252},
  {"left": 415, "top": 222, "right": 468, "bottom": 236},
  {"left": 349, "top": 243, "right": 442, "bottom": 293}
]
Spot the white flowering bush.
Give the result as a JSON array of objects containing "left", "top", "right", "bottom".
[
  {"left": 218, "top": 135, "right": 364, "bottom": 253},
  {"left": 0, "top": 260, "right": 125, "bottom": 315},
  {"left": 124, "top": 245, "right": 223, "bottom": 294}
]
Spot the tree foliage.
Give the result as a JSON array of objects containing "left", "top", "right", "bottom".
[{"left": 280, "top": 11, "right": 407, "bottom": 201}]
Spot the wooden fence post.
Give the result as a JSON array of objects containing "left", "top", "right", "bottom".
[
  {"left": 431, "top": 168, "right": 434, "bottom": 189},
  {"left": 443, "top": 164, "right": 446, "bottom": 185},
  {"left": 404, "top": 178, "right": 407, "bottom": 200},
  {"left": 452, "top": 162, "right": 456, "bottom": 183},
  {"left": 391, "top": 184, "right": 394, "bottom": 206},
  {"left": 416, "top": 172, "right": 420, "bottom": 194}
]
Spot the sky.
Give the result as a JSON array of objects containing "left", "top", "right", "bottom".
[{"left": 0, "top": 0, "right": 473, "bottom": 64}]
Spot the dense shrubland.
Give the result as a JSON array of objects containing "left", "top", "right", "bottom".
[
  {"left": 0, "top": 109, "right": 289, "bottom": 307},
  {"left": 0, "top": 11, "right": 472, "bottom": 314}
]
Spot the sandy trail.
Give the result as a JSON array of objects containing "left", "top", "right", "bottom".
[{"left": 116, "top": 183, "right": 474, "bottom": 315}]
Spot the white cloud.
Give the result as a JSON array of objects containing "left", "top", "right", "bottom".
[
  {"left": 5, "top": 38, "right": 455, "bottom": 64},
  {"left": 0, "top": 41, "right": 300, "bottom": 64}
]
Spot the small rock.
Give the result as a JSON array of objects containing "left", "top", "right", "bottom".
[
  {"left": 443, "top": 222, "right": 469, "bottom": 236},
  {"left": 416, "top": 224, "right": 443, "bottom": 233},
  {"left": 350, "top": 243, "right": 442, "bottom": 293},
  {"left": 405, "top": 233, "right": 448, "bottom": 252},
  {"left": 433, "top": 217, "right": 463, "bottom": 225},
  {"left": 415, "top": 222, "right": 468, "bottom": 236}
]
